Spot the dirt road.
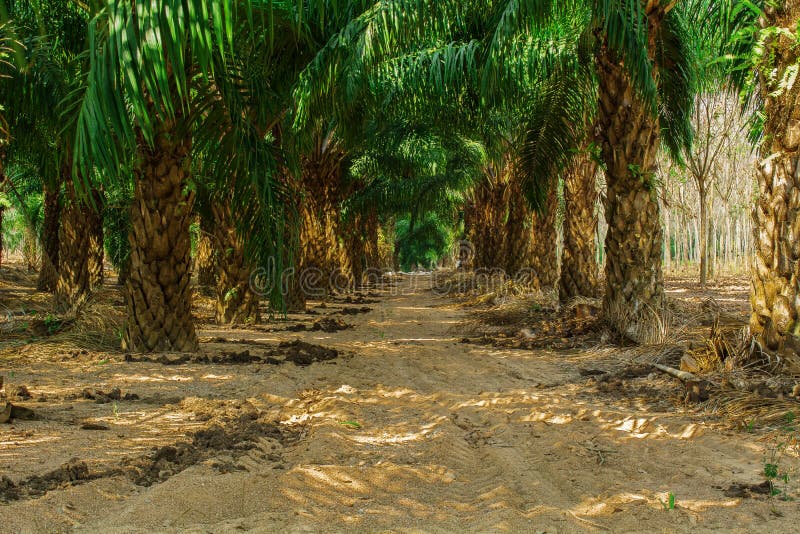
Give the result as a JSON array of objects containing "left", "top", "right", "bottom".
[{"left": 1, "top": 274, "right": 797, "bottom": 532}]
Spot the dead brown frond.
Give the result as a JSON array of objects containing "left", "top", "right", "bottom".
[
  {"left": 44, "top": 290, "right": 125, "bottom": 351},
  {"left": 458, "top": 287, "right": 603, "bottom": 350},
  {"left": 462, "top": 293, "right": 548, "bottom": 335},
  {"left": 602, "top": 292, "right": 737, "bottom": 348},
  {"left": 603, "top": 296, "right": 675, "bottom": 345},
  {"left": 463, "top": 280, "right": 553, "bottom": 308},
  {"left": 705, "top": 389, "right": 800, "bottom": 430},
  {"left": 619, "top": 343, "right": 685, "bottom": 368},
  {"left": 683, "top": 318, "right": 784, "bottom": 377},
  {"left": 433, "top": 270, "right": 516, "bottom": 303}
]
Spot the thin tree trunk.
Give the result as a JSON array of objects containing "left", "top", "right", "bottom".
[
  {"left": 0, "top": 151, "right": 5, "bottom": 269},
  {"left": 684, "top": 216, "right": 690, "bottom": 266},
  {"left": 699, "top": 183, "right": 708, "bottom": 285},
  {"left": 708, "top": 208, "right": 716, "bottom": 279},
  {"left": 726, "top": 218, "right": 732, "bottom": 270},
  {"left": 122, "top": 118, "right": 198, "bottom": 352},
  {"left": 742, "top": 216, "right": 748, "bottom": 269},
  {"left": 37, "top": 183, "right": 61, "bottom": 292},
  {"left": 663, "top": 208, "right": 669, "bottom": 272},
  {"left": 560, "top": 151, "right": 600, "bottom": 301},
  {"left": 596, "top": 44, "right": 665, "bottom": 342},
  {"left": 730, "top": 220, "right": 735, "bottom": 271}
]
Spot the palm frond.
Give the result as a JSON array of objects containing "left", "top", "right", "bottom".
[
  {"left": 657, "top": 5, "right": 697, "bottom": 162},
  {"left": 519, "top": 61, "right": 595, "bottom": 211}
]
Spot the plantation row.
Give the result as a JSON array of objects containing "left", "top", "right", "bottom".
[{"left": 0, "top": 1, "right": 797, "bottom": 363}]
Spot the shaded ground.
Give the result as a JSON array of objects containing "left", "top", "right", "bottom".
[
  {"left": 1, "top": 267, "right": 798, "bottom": 532},
  {"left": 666, "top": 275, "right": 751, "bottom": 317}
]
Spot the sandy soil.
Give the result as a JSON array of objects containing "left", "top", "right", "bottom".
[{"left": 1, "top": 272, "right": 799, "bottom": 533}]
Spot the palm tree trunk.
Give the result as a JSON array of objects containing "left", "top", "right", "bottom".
[
  {"left": 212, "top": 202, "right": 260, "bottom": 325},
  {"left": 363, "top": 212, "right": 380, "bottom": 278},
  {"left": 298, "top": 201, "right": 344, "bottom": 294},
  {"left": 277, "top": 172, "right": 307, "bottom": 313},
  {"left": 503, "top": 176, "right": 534, "bottom": 277},
  {"left": 54, "top": 179, "right": 92, "bottom": 312},
  {"left": 465, "top": 176, "right": 507, "bottom": 270},
  {"left": 750, "top": 2, "right": 800, "bottom": 370},
  {"left": 37, "top": 182, "right": 61, "bottom": 292},
  {"left": 87, "top": 188, "right": 105, "bottom": 290},
  {"left": 0, "top": 151, "right": 5, "bottom": 269},
  {"left": 0, "top": 205, "right": 4, "bottom": 270},
  {"left": 195, "top": 216, "right": 217, "bottom": 287},
  {"left": 122, "top": 120, "right": 197, "bottom": 352},
  {"left": 283, "top": 230, "right": 307, "bottom": 314},
  {"left": 343, "top": 210, "right": 378, "bottom": 288},
  {"left": 117, "top": 261, "right": 130, "bottom": 287},
  {"left": 467, "top": 164, "right": 552, "bottom": 278},
  {"left": 529, "top": 179, "right": 559, "bottom": 289},
  {"left": 596, "top": 47, "right": 665, "bottom": 342},
  {"left": 380, "top": 218, "right": 399, "bottom": 272},
  {"left": 560, "top": 151, "right": 600, "bottom": 301},
  {"left": 298, "top": 146, "right": 350, "bottom": 294},
  {"left": 23, "top": 225, "right": 38, "bottom": 272}
]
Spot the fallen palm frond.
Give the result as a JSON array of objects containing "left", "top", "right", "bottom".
[
  {"left": 432, "top": 269, "right": 549, "bottom": 305},
  {"left": 627, "top": 317, "right": 800, "bottom": 422},
  {"left": 459, "top": 284, "right": 560, "bottom": 334},
  {"left": 602, "top": 294, "right": 710, "bottom": 346},
  {"left": 43, "top": 290, "right": 125, "bottom": 351},
  {"left": 704, "top": 389, "right": 800, "bottom": 430},
  {"left": 681, "top": 299, "right": 788, "bottom": 376},
  {"left": 458, "top": 290, "right": 602, "bottom": 351}
]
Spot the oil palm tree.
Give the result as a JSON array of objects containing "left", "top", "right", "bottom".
[
  {"left": 298, "top": 3, "right": 586, "bottom": 285},
  {"left": 588, "top": 1, "right": 694, "bottom": 340},
  {"left": 348, "top": 120, "right": 487, "bottom": 274},
  {"left": 670, "top": 0, "right": 800, "bottom": 368},
  {"left": 559, "top": 144, "right": 600, "bottom": 300},
  {"left": 1, "top": 0, "right": 104, "bottom": 307},
  {"left": 390, "top": 0, "right": 695, "bottom": 339},
  {"left": 72, "top": 1, "right": 383, "bottom": 346},
  {"left": 295, "top": 123, "right": 351, "bottom": 296},
  {"left": 72, "top": 1, "right": 279, "bottom": 350},
  {"left": 202, "top": 1, "right": 376, "bottom": 319},
  {"left": 0, "top": 20, "right": 20, "bottom": 269},
  {"left": 360, "top": 1, "right": 695, "bottom": 333},
  {"left": 713, "top": 0, "right": 800, "bottom": 367}
]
